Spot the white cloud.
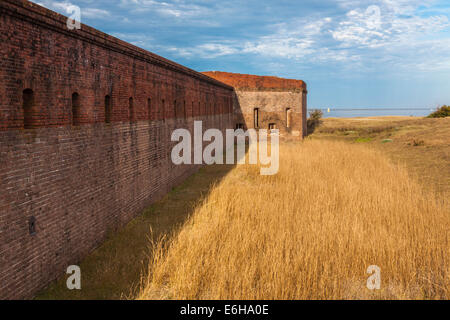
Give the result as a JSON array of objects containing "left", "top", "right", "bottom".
[
  {"left": 167, "top": 42, "right": 240, "bottom": 58},
  {"left": 120, "top": 0, "right": 211, "bottom": 19},
  {"left": 34, "top": 1, "right": 111, "bottom": 20},
  {"left": 171, "top": 1, "right": 450, "bottom": 73},
  {"left": 169, "top": 17, "right": 333, "bottom": 60},
  {"left": 331, "top": 2, "right": 449, "bottom": 49},
  {"left": 36, "top": 0, "right": 74, "bottom": 12},
  {"left": 83, "top": 8, "right": 111, "bottom": 19},
  {"left": 243, "top": 37, "right": 315, "bottom": 59},
  {"left": 32, "top": 0, "right": 450, "bottom": 75}
]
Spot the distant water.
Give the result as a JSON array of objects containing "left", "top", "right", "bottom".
[{"left": 318, "top": 107, "right": 432, "bottom": 118}]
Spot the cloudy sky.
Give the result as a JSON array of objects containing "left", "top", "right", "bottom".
[{"left": 32, "top": 0, "right": 450, "bottom": 109}]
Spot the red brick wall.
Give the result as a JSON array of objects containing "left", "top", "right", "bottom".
[
  {"left": 0, "top": 0, "right": 234, "bottom": 299},
  {"left": 203, "top": 72, "right": 307, "bottom": 138},
  {"left": 202, "top": 71, "right": 306, "bottom": 91}
]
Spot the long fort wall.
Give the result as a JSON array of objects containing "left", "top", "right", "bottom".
[{"left": 0, "top": 0, "right": 233, "bottom": 299}]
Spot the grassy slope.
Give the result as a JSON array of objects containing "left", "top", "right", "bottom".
[
  {"left": 311, "top": 117, "right": 450, "bottom": 195},
  {"left": 37, "top": 116, "right": 449, "bottom": 299},
  {"left": 138, "top": 139, "right": 448, "bottom": 300}
]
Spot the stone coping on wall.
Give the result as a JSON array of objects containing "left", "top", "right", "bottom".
[
  {"left": 202, "top": 71, "right": 307, "bottom": 92},
  {"left": 1, "top": 0, "right": 233, "bottom": 91}
]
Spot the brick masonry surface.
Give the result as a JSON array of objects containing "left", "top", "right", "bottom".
[
  {"left": 0, "top": 0, "right": 307, "bottom": 300},
  {"left": 0, "top": 0, "right": 233, "bottom": 299},
  {"left": 203, "top": 71, "right": 307, "bottom": 137}
]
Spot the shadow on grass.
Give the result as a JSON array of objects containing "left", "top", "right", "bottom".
[{"left": 35, "top": 163, "right": 235, "bottom": 300}]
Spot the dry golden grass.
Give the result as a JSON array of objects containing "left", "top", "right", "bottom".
[
  {"left": 138, "top": 140, "right": 449, "bottom": 300},
  {"left": 313, "top": 117, "right": 450, "bottom": 195}
]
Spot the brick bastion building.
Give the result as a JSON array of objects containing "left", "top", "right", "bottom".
[
  {"left": 0, "top": 0, "right": 307, "bottom": 299},
  {"left": 203, "top": 72, "right": 307, "bottom": 137}
]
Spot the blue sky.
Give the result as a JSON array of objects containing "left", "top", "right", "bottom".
[{"left": 32, "top": 0, "right": 450, "bottom": 109}]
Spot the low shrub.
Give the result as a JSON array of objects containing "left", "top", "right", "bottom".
[
  {"left": 427, "top": 105, "right": 450, "bottom": 118},
  {"left": 307, "top": 109, "right": 323, "bottom": 134}
]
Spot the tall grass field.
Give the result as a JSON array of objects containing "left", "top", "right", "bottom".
[{"left": 138, "top": 140, "right": 449, "bottom": 300}]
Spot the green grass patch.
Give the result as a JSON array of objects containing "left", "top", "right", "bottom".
[{"left": 355, "top": 137, "right": 372, "bottom": 143}]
